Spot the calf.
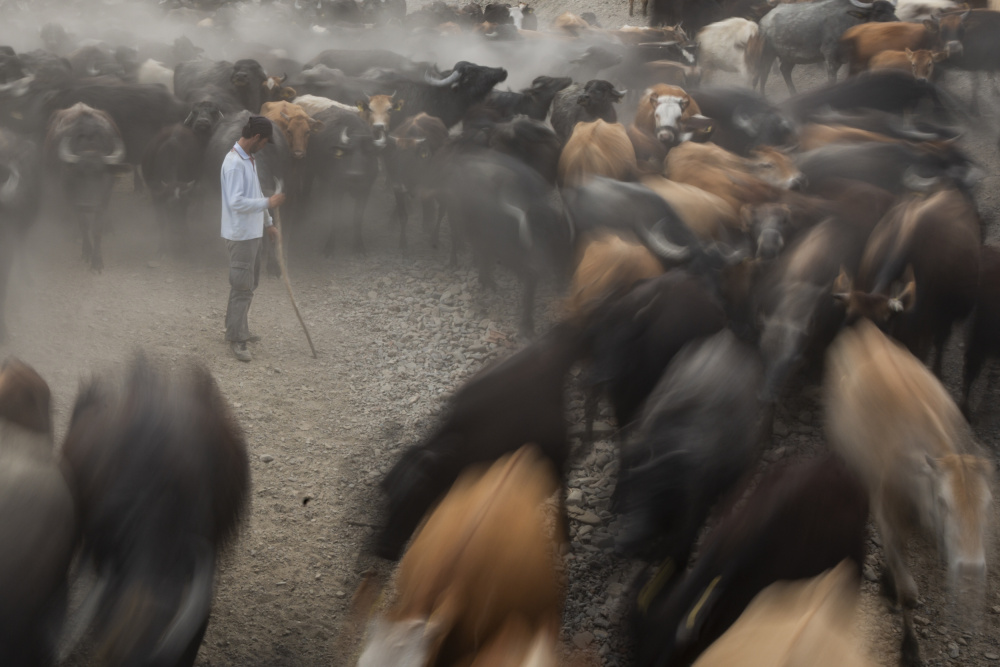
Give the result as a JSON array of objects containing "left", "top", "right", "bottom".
[
  {"left": 0, "top": 359, "right": 76, "bottom": 666},
  {"left": 558, "top": 120, "right": 637, "bottom": 188},
  {"left": 691, "top": 564, "right": 873, "bottom": 667},
  {"left": 689, "top": 86, "right": 797, "bottom": 156},
  {"left": 550, "top": 80, "right": 624, "bottom": 145},
  {"left": 836, "top": 188, "right": 980, "bottom": 374},
  {"left": 840, "top": 19, "right": 946, "bottom": 74},
  {"left": 631, "top": 455, "right": 869, "bottom": 667},
  {"left": 60, "top": 356, "right": 249, "bottom": 667},
  {"left": 361, "top": 446, "right": 562, "bottom": 667},
  {"left": 292, "top": 94, "right": 358, "bottom": 117},
  {"left": 261, "top": 73, "right": 297, "bottom": 104},
  {"left": 614, "top": 330, "right": 762, "bottom": 568},
  {"left": 639, "top": 175, "right": 740, "bottom": 243},
  {"left": 374, "top": 322, "right": 586, "bottom": 561},
  {"left": 869, "top": 47, "right": 946, "bottom": 79},
  {"left": 825, "top": 320, "right": 994, "bottom": 667}
]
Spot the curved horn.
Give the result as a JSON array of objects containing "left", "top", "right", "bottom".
[
  {"left": 57, "top": 135, "right": 81, "bottom": 164},
  {"left": 102, "top": 135, "right": 126, "bottom": 165},
  {"left": 183, "top": 111, "right": 195, "bottom": 126},
  {"left": 148, "top": 539, "right": 215, "bottom": 667},
  {"left": 0, "top": 74, "right": 34, "bottom": 95},
  {"left": 0, "top": 165, "right": 19, "bottom": 205},
  {"left": 902, "top": 167, "right": 940, "bottom": 191},
  {"left": 424, "top": 69, "right": 461, "bottom": 87},
  {"left": 635, "top": 220, "right": 691, "bottom": 263},
  {"left": 340, "top": 127, "right": 349, "bottom": 144},
  {"left": 848, "top": 0, "right": 874, "bottom": 7}
]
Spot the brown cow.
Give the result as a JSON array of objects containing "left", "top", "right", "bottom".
[
  {"left": 358, "top": 445, "right": 563, "bottom": 667},
  {"left": 664, "top": 142, "right": 804, "bottom": 213},
  {"left": 840, "top": 20, "right": 946, "bottom": 74},
  {"left": 797, "top": 123, "right": 903, "bottom": 151},
  {"left": 564, "top": 231, "right": 664, "bottom": 322},
  {"left": 356, "top": 93, "right": 404, "bottom": 147},
  {"left": 639, "top": 175, "right": 739, "bottom": 242},
  {"left": 868, "top": 47, "right": 947, "bottom": 79},
  {"left": 825, "top": 319, "right": 994, "bottom": 667},
  {"left": 834, "top": 188, "right": 980, "bottom": 375},
  {"left": 260, "top": 100, "right": 323, "bottom": 160},
  {"left": 557, "top": 119, "right": 637, "bottom": 187},
  {"left": 691, "top": 562, "right": 875, "bottom": 667},
  {"left": 627, "top": 84, "right": 712, "bottom": 167}
]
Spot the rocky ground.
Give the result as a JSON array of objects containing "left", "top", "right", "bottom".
[{"left": 2, "top": 3, "right": 1000, "bottom": 666}]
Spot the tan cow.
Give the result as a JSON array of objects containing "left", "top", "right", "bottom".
[
  {"left": 356, "top": 93, "right": 404, "bottom": 147},
  {"left": 640, "top": 175, "right": 739, "bottom": 242},
  {"left": 564, "top": 231, "right": 664, "bottom": 322},
  {"left": 557, "top": 120, "right": 637, "bottom": 187},
  {"left": 628, "top": 84, "right": 712, "bottom": 167},
  {"left": 869, "top": 48, "right": 947, "bottom": 80},
  {"left": 260, "top": 101, "right": 323, "bottom": 160}
]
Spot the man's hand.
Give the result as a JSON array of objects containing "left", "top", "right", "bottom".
[
  {"left": 269, "top": 193, "right": 286, "bottom": 208},
  {"left": 265, "top": 224, "right": 281, "bottom": 242}
]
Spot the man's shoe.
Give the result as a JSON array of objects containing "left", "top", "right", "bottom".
[
  {"left": 230, "top": 341, "right": 252, "bottom": 362},
  {"left": 247, "top": 334, "right": 262, "bottom": 343}
]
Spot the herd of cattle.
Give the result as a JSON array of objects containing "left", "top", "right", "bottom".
[{"left": 2, "top": 0, "right": 1000, "bottom": 664}]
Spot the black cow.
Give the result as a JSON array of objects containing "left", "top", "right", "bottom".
[
  {"left": 60, "top": 356, "right": 249, "bottom": 667},
  {"left": 938, "top": 9, "right": 1000, "bottom": 112},
  {"left": 477, "top": 75, "right": 573, "bottom": 122},
  {"left": 67, "top": 44, "right": 125, "bottom": 79},
  {"left": 690, "top": 86, "right": 797, "bottom": 156},
  {"left": 962, "top": 244, "right": 1000, "bottom": 418},
  {"left": 375, "top": 321, "right": 587, "bottom": 560},
  {"left": 174, "top": 59, "right": 269, "bottom": 114},
  {"left": 550, "top": 80, "right": 625, "bottom": 145},
  {"left": 304, "top": 108, "right": 379, "bottom": 255},
  {"left": 384, "top": 112, "right": 449, "bottom": 248},
  {"left": 488, "top": 115, "right": 562, "bottom": 186},
  {"left": 442, "top": 149, "right": 573, "bottom": 335},
  {"left": 0, "top": 359, "right": 76, "bottom": 666},
  {"left": 46, "top": 103, "right": 129, "bottom": 272},
  {"left": 0, "top": 128, "right": 41, "bottom": 341},
  {"left": 629, "top": 455, "right": 869, "bottom": 667},
  {"left": 141, "top": 125, "right": 204, "bottom": 254},
  {"left": 613, "top": 330, "right": 763, "bottom": 568},
  {"left": 182, "top": 99, "right": 226, "bottom": 142}
]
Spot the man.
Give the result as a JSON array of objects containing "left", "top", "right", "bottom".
[{"left": 221, "top": 115, "right": 285, "bottom": 362}]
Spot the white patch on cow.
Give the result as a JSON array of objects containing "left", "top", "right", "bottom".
[
  {"left": 501, "top": 199, "right": 532, "bottom": 248},
  {"left": 510, "top": 5, "right": 524, "bottom": 28},
  {"left": 266, "top": 79, "right": 277, "bottom": 90},
  {"left": 653, "top": 95, "right": 686, "bottom": 135},
  {"left": 358, "top": 618, "right": 439, "bottom": 667}
]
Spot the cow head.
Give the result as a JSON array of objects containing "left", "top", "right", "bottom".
[
  {"left": 183, "top": 101, "right": 224, "bottom": 140},
  {"left": 938, "top": 9, "right": 970, "bottom": 56},
  {"left": 525, "top": 75, "right": 572, "bottom": 102},
  {"left": 832, "top": 266, "right": 916, "bottom": 325},
  {"left": 846, "top": 0, "right": 898, "bottom": 22},
  {"left": 423, "top": 61, "right": 508, "bottom": 101},
  {"left": 230, "top": 59, "right": 266, "bottom": 89},
  {"left": 356, "top": 93, "right": 404, "bottom": 147},
  {"left": 747, "top": 147, "right": 806, "bottom": 190},
  {"left": 578, "top": 79, "right": 625, "bottom": 117},
  {"left": 733, "top": 106, "right": 797, "bottom": 149},
  {"left": 742, "top": 203, "right": 791, "bottom": 260},
  {"left": 905, "top": 48, "right": 947, "bottom": 81},
  {"left": 643, "top": 86, "right": 713, "bottom": 148},
  {"left": 262, "top": 102, "right": 324, "bottom": 160}
]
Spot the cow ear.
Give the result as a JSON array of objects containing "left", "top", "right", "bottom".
[
  {"left": 933, "top": 50, "right": 948, "bottom": 62},
  {"left": 923, "top": 18, "right": 938, "bottom": 33},
  {"left": 905, "top": 47, "right": 914, "bottom": 57},
  {"left": 394, "top": 98, "right": 405, "bottom": 111},
  {"left": 832, "top": 266, "right": 852, "bottom": 295}
]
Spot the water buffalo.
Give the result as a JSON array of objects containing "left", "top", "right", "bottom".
[
  {"left": 550, "top": 80, "right": 624, "bottom": 145},
  {"left": 384, "top": 112, "right": 449, "bottom": 248},
  {"left": 46, "top": 103, "right": 129, "bottom": 272},
  {"left": 141, "top": 124, "right": 204, "bottom": 254},
  {"left": 60, "top": 356, "right": 249, "bottom": 667},
  {"left": 175, "top": 59, "right": 269, "bottom": 114}
]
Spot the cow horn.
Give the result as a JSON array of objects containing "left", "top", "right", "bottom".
[
  {"left": 0, "top": 74, "right": 33, "bottom": 96},
  {"left": 147, "top": 539, "right": 215, "bottom": 667},
  {"left": 848, "top": 0, "right": 874, "bottom": 7},
  {"left": 102, "top": 136, "right": 126, "bottom": 165},
  {"left": 635, "top": 220, "right": 691, "bottom": 263},
  {"left": 902, "top": 167, "right": 940, "bottom": 191},
  {"left": 183, "top": 111, "right": 195, "bottom": 126},
  {"left": 424, "top": 69, "right": 461, "bottom": 87},
  {"left": 0, "top": 165, "right": 19, "bottom": 205},
  {"left": 340, "top": 127, "right": 349, "bottom": 144},
  {"left": 57, "top": 136, "right": 81, "bottom": 164}
]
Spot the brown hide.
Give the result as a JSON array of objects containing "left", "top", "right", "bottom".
[
  {"left": 840, "top": 21, "right": 943, "bottom": 74},
  {"left": 869, "top": 48, "right": 946, "bottom": 79},
  {"left": 558, "top": 120, "right": 637, "bottom": 187},
  {"left": 261, "top": 101, "right": 322, "bottom": 159},
  {"left": 564, "top": 232, "right": 664, "bottom": 322}
]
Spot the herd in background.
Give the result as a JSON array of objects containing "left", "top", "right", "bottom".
[{"left": 0, "top": 0, "right": 1000, "bottom": 665}]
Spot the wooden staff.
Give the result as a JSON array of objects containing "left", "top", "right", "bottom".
[{"left": 271, "top": 186, "right": 317, "bottom": 358}]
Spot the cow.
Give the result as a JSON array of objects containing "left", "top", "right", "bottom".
[
  {"left": 361, "top": 446, "right": 563, "bottom": 666},
  {"left": 384, "top": 112, "right": 449, "bottom": 248},
  {"left": 835, "top": 188, "right": 981, "bottom": 375},
  {"left": 697, "top": 18, "right": 760, "bottom": 82},
  {"left": 303, "top": 108, "right": 379, "bottom": 254},
  {"left": 962, "top": 245, "right": 1000, "bottom": 419},
  {"left": 59, "top": 355, "right": 249, "bottom": 667},
  {"left": 550, "top": 80, "right": 624, "bottom": 145},
  {"left": 141, "top": 124, "right": 204, "bottom": 254},
  {"left": 443, "top": 150, "right": 573, "bottom": 334},
  {"left": 630, "top": 455, "right": 869, "bottom": 667},
  {"left": 690, "top": 562, "right": 875, "bottom": 667},
  {"left": 936, "top": 8, "right": 1000, "bottom": 112},
  {"left": 355, "top": 93, "right": 403, "bottom": 147},
  {"left": 0, "top": 358, "right": 76, "bottom": 667},
  {"left": 46, "top": 103, "right": 129, "bottom": 272},
  {"left": 67, "top": 44, "right": 125, "bottom": 79},
  {"left": 293, "top": 94, "right": 358, "bottom": 117},
  {"left": 558, "top": 120, "right": 637, "bottom": 188},
  {"left": 869, "top": 47, "right": 947, "bottom": 78},
  {"left": 136, "top": 58, "right": 174, "bottom": 93},
  {"left": 627, "top": 84, "right": 711, "bottom": 167},
  {"left": 613, "top": 330, "right": 762, "bottom": 569},
  {"left": 182, "top": 99, "right": 226, "bottom": 143},
  {"left": 825, "top": 320, "right": 994, "bottom": 667},
  {"left": 640, "top": 176, "right": 741, "bottom": 244},
  {"left": 756, "top": 0, "right": 899, "bottom": 94},
  {"left": 477, "top": 75, "right": 573, "bottom": 122},
  {"left": 374, "top": 322, "right": 587, "bottom": 560},
  {"left": 488, "top": 115, "right": 561, "bottom": 186},
  {"left": 689, "top": 86, "right": 797, "bottom": 156},
  {"left": 840, "top": 19, "right": 947, "bottom": 74},
  {"left": 564, "top": 231, "right": 664, "bottom": 323},
  {"left": 261, "top": 73, "right": 297, "bottom": 104},
  {"left": 0, "top": 128, "right": 41, "bottom": 342},
  {"left": 895, "top": 0, "right": 960, "bottom": 21},
  {"left": 261, "top": 101, "right": 323, "bottom": 160},
  {"left": 174, "top": 59, "right": 269, "bottom": 113}
]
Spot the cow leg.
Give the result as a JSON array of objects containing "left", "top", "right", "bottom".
[
  {"left": 323, "top": 192, "right": 340, "bottom": 258},
  {"left": 584, "top": 388, "right": 599, "bottom": 444},
  {"left": 900, "top": 608, "right": 924, "bottom": 667},
  {"left": 420, "top": 198, "right": 436, "bottom": 236},
  {"left": 353, "top": 187, "right": 372, "bottom": 255},
  {"left": 825, "top": 58, "right": 840, "bottom": 84},
  {"left": 931, "top": 324, "right": 951, "bottom": 378},
  {"left": 391, "top": 187, "right": 408, "bottom": 249},
  {"left": 778, "top": 60, "right": 797, "bottom": 95},
  {"left": 876, "top": 501, "right": 918, "bottom": 609},
  {"left": 520, "top": 272, "right": 537, "bottom": 338},
  {"left": 756, "top": 52, "right": 775, "bottom": 94}
]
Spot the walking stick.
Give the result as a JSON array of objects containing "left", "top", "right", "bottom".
[{"left": 272, "top": 180, "right": 318, "bottom": 358}]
